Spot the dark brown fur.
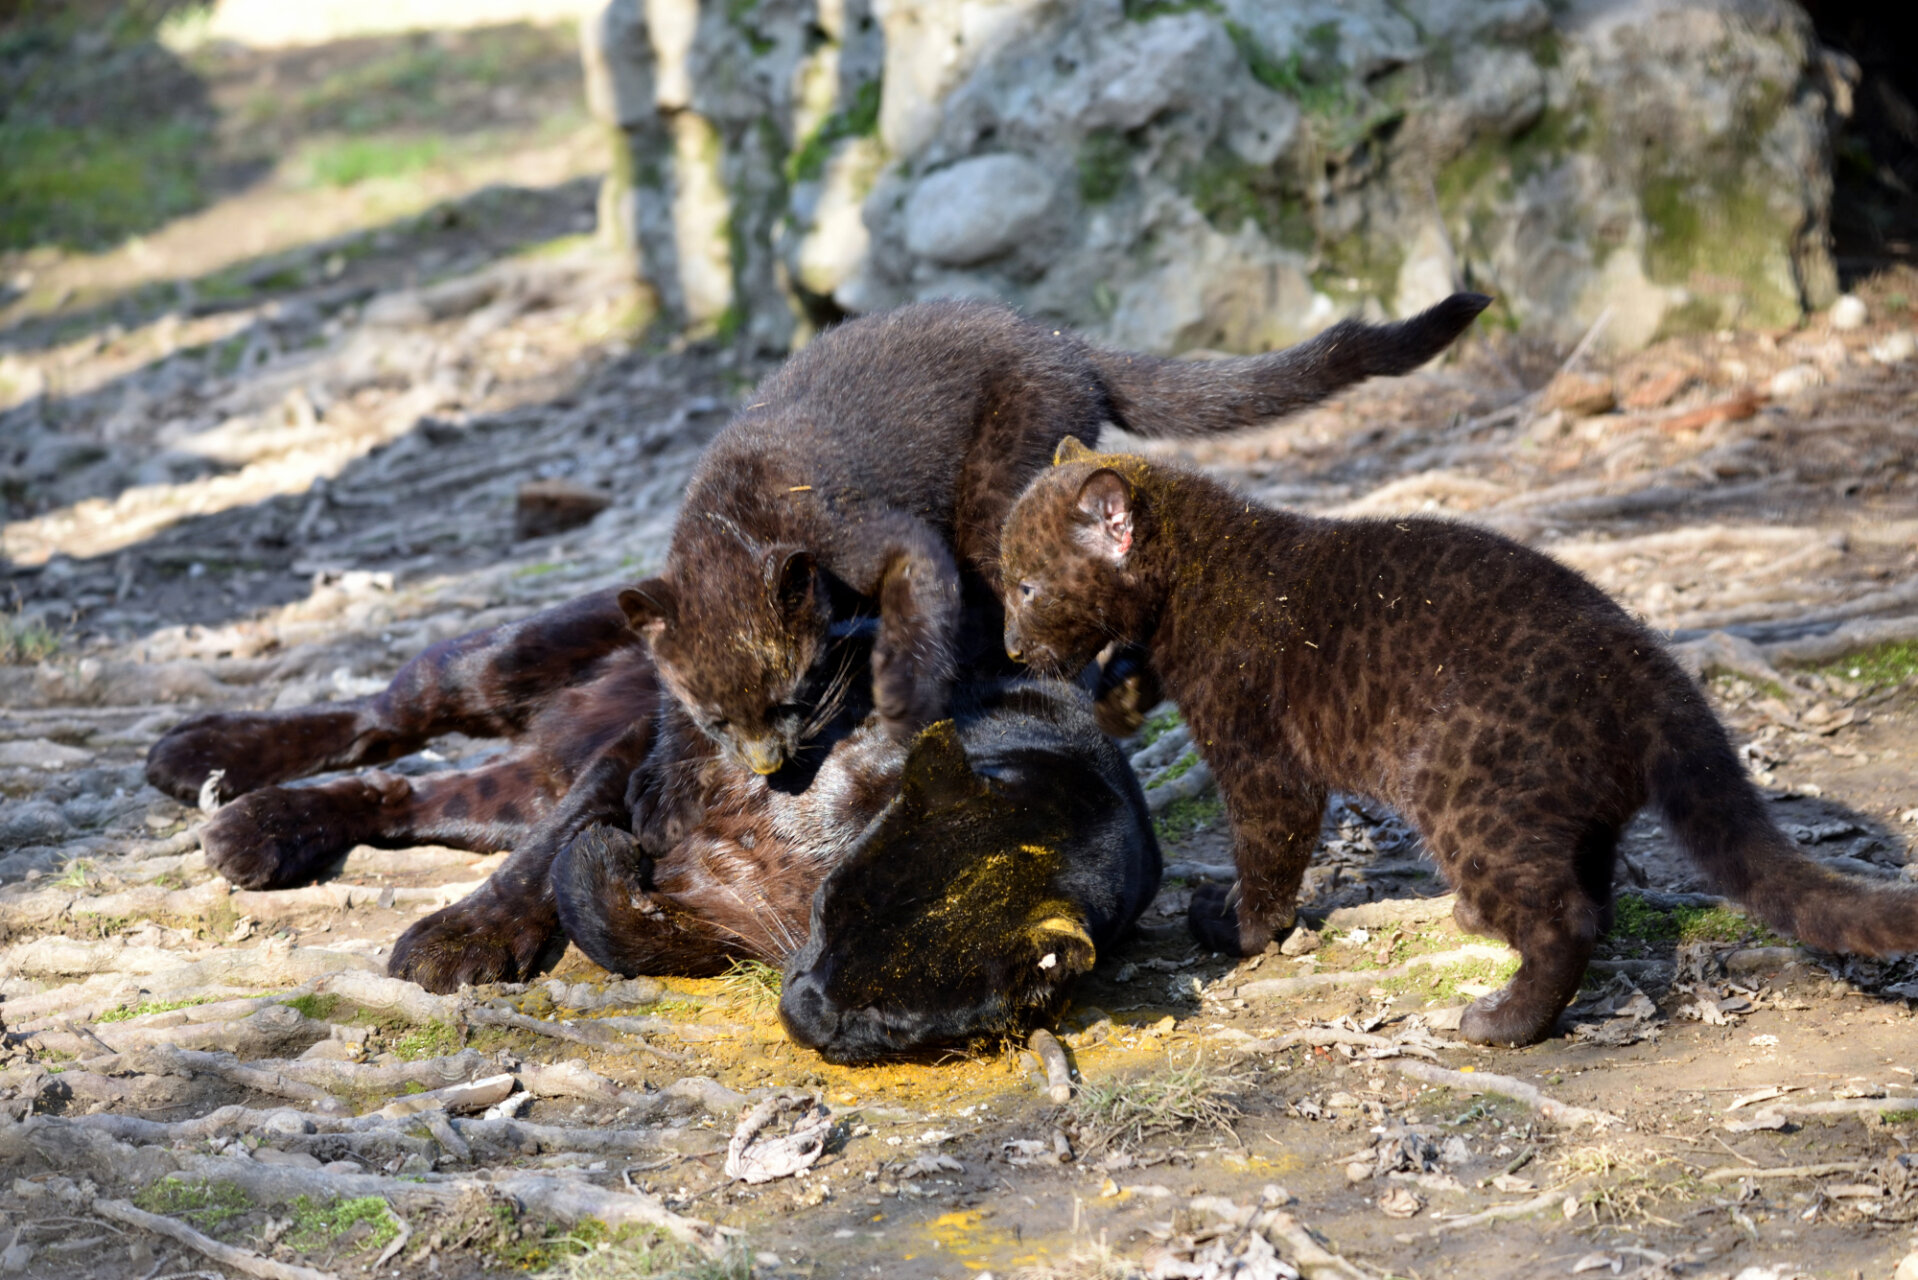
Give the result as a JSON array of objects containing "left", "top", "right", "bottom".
[
  {"left": 146, "top": 591, "right": 1159, "bottom": 1057},
  {"left": 999, "top": 442, "right": 1918, "bottom": 1046},
  {"left": 618, "top": 294, "right": 1491, "bottom": 802}
]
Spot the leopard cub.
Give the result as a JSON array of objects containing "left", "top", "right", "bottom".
[{"left": 998, "top": 439, "right": 1918, "bottom": 1046}]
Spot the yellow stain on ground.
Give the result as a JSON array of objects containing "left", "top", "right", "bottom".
[
  {"left": 917, "top": 1210, "right": 1044, "bottom": 1272},
  {"left": 1221, "top": 1151, "right": 1303, "bottom": 1175}
]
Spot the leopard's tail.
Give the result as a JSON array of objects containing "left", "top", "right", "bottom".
[
  {"left": 1089, "top": 292, "right": 1491, "bottom": 438},
  {"left": 1649, "top": 673, "right": 1918, "bottom": 956}
]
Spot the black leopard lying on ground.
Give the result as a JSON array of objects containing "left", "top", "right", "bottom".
[{"left": 146, "top": 587, "right": 1159, "bottom": 1061}]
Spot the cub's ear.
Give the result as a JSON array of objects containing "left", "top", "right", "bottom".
[
  {"left": 1052, "top": 435, "right": 1096, "bottom": 466},
  {"left": 618, "top": 578, "right": 677, "bottom": 639},
  {"left": 1024, "top": 912, "right": 1096, "bottom": 983},
  {"left": 897, "top": 719, "right": 986, "bottom": 811},
  {"left": 1075, "top": 468, "right": 1134, "bottom": 561},
  {"left": 763, "top": 545, "right": 817, "bottom": 617}
]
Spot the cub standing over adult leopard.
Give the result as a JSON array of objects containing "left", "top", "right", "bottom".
[
  {"left": 615, "top": 292, "right": 1490, "bottom": 834},
  {"left": 998, "top": 439, "right": 1918, "bottom": 1047}
]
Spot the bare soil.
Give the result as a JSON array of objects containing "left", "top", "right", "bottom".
[{"left": 3, "top": 14, "right": 1918, "bottom": 1280}]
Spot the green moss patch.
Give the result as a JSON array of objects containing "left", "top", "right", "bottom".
[
  {"left": 134, "top": 1177, "right": 249, "bottom": 1236},
  {"left": 0, "top": 118, "right": 205, "bottom": 251},
  {"left": 98, "top": 994, "right": 227, "bottom": 1023},
  {"left": 787, "top": 78, "right": 881, "bottom": 185},
  {"left": 283, "top": 1195, "right": 397, "bottom": 1255},
  {"left": 1810, "top": 640, "right": 1918, "bottom": 689},
  {"left": 1154, "top": 793, "right": 1224, "bottom": 845},
  {"left": 1609, "top": 897, "right": 1778, "bottom": 947}
]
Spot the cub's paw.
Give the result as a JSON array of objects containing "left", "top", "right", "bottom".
[
  {"left": 1090, "top": 648, "right": 1163, "bottom": 739},
  {"left": 200, "top": 779, "right": 391, "bottom": 889},
  {"left": 1457, "top": 987, "right": 1557, "bottom": 1048},
  {"left": 1185, "top": 881, "right": 1278, "bottom": 956},
  {"left": 389, "top": 895, "right": 556, "bottom": 993}
]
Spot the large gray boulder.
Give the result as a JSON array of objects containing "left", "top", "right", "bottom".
[{"left": 582, "top": 0, "right": 1844, "bottom": 354}]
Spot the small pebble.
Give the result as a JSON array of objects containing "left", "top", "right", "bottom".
[{"left": 1830, "top": 293, "right": 1868, "bottom": 330}]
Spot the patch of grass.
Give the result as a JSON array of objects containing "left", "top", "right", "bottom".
[
  {"left": 0, "top": 613, "right": 61, "bottom": 665},
  {"left": 1146, "top": 751, "right": 1199, "bottom": 788},
  {"left": 1557, "top": 1143, "right": 1700, "bottom": 1225},
  {"left": 514, "top": 561, "right": 566, "bottom": 578},
  {"left": 53, "top": 859, "right": 94, "bottom": 889},
  {"left": 1179, "top": 146, "right": 1313, "bottom": 248},
  {"left": 391, "top": 1020, "right": 463, "bottom": 1061},
  {"left": 786, "top": 78, "right": 881, "bottom": 185},
  {"left": 1427, "top": 952, "right": 1521, "bottom": 1001},
  {"left": 1067, "top": 1053, "right": 1245, "bottom": 1152},
  {"left": 283, "top": 1195, "right": 397, "bottom": 1255},
  {"left": 1136, "top": 706, "right": 1182, "bottom": 748},
  {"left": 1153, "top": 793, "right": 1224, "bottom": 845},
  {"left": 1812, "top": 640, "right": 1918, "bottom": 689},
  {"left": 283, "top": 993, "right": 341, "bottom": 1022},
  {"left": 134, "top": 1177, "right": 249, "bottom": 1236},
  {"left": 541, "top": 1229, "right": 754, "bottom": 1279},
  {"left": 1123, "top": 0, "right": 1222, "bottom": 20},
  {"left": 1224, "top": 21, "right": 1346, "bottom": 115},
  {"left": 1880, "top": 1109, "right": 1918, "bottom": 1125},
  {"left": 0, "top": 119, "right": 206, "bottom": 251},
  {"left": 98, "top": 995, "right": 224, "bottom": 1024},
  {"left": 1609, "top": 897, "right": 1774, "bottom": 947},
  {"left": 718, "top": 958, "right": 782, "bottom": 1013},
  {"left": 297, "top": 135, "right": 446, "bottom": 188}
]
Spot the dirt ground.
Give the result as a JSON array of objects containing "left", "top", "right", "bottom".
[{"left": 4, "top": 11, "right": 1918, "bottom": 1280}]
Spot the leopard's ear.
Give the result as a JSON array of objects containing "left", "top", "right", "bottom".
[
  {"left": 1052, "top": 436, "right": 1096, "bottom": 466},
  {"left": 896, "top": 719, "right": 986, "bottom": 811},
  {"left": 1025, "top": 912, "right": 1096, "bottom": 982},
  {"left": 618, "top": 578, "right": 677, "bottom": 639},
  {"left": 1074, "top": 468, "right": 1134, "bottom": 561},
  {"left": 763, "top": 545, "right": 817, "bottom": 618}
]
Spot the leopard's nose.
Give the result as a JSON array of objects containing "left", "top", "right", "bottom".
[{"left": 742, "top": 739, "right": 784, "bottom": 775}]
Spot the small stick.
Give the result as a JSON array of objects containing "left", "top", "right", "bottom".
[
  {"left": 372, "top": 1206, "right": 410, "bottom": 1270},
  {"left": 1702, "top": 1160, "right": 1871, "bottom": 1184},
  {"left": 91, "top": 1198, "right": 338, "bottom": 1280},
  {"left": 1383, "top": 1060, "right": 1622, "bottom": 1130},
  {"left": 1424, "top": 1187, "right": 1569, "bottom": 1235},
  {"left": 1030, "top": 1028, "right": 1073, "bottom": 1104}
]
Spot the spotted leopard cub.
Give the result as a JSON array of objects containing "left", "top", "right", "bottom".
[{"left": 998, "top": 438, "right": 1918, "bottom": 1047}]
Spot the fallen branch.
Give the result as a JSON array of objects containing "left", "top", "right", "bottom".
[
  {"left": 121, "top": 1045, "right": 349, "bottom": 1115},
  {"left": 1383, "top": 1060, "right": 1623, "bottom": 1130},
  {"left": 1030, "top": 1029, "right": 1074, "bottom": 1104},
  {"left": 92, "top": 1197, "right": 338, "bottom": 1280},
  {"left": 5, "top": 1116, "right": 720, "bottom": 1253},
  {"left": 375, "top": 1073, "right": 515, "bottom": 1119},
  {"left": 1702, "top": 1160, "right": 1870, "bottom": 1184},
  {"left": 1423, "top": 1187, "right": 1569, "bottom": 1235}
]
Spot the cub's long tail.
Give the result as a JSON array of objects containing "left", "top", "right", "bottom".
[
  {"left": 1650, "top": 682, "right": 1918, "bottom": 956},
  {"left": 1090, "top": 291, "right": 1492, "bottom": 438}
]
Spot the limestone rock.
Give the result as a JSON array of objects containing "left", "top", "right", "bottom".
[
  {"left": 582, "top": 0, "right": 1839, "bottom": 354},
  {"left": 904, "top": 155, "right": 1055, "bottom": 266}
]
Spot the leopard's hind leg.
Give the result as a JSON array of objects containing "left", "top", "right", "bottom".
[
  {"left": 147, "top": 587, "right": 637, "bottom": 804},
  {"left": 200, "top": 753, "right": 567, "bottom": 889}
]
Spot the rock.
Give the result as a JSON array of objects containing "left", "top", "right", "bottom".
[
  {"left": 581, "top": 0, "right": 1838, "bottom": 354},
  {"left": 0, "top": 1240, "right": 31, "bottom": 1274},
  {"left": 1767, "top": 364, "right": 1822, "bottom": 397},
  {"left": 1893, "top": 1252, "right": 1918, "bottom": 1280},
  {"left": 1870, "top": 330, "right": 1916, "bottom": 364},
  {"left": 0, "top": 800, "right": 74, "bottom": 849},
  {"left": 515, "top": 479, "right": 612, "bottom": 539},
  {"left": 904, "top": 155, "right": 1056, "bottom": 266},
  {"left": 1541, "top": 371, "right": 1617, "bottom": 417},
  {"left": 1828, "top": 293, "right": 1867, "bottom": 330},
  {"left": 251, "top": 1147, "right": 325, "bottom": 1170},
  {"left": 1279, "top": 925, "right": 1321, "bottom": 956},
  {"left": 0, "top": 739, "right": 95, "bottom": 770}
]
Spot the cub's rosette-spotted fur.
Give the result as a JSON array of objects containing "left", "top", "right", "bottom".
[{"left": 998, "top": 439, "right": 1918, "bottom": 1047}]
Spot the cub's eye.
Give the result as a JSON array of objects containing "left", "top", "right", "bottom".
[
  {"left": 705, "top": 716, "right": 730, "bottom": 734},
  {"left": 1019, "top": 581, "right": 1038, "bottom": 603}
]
